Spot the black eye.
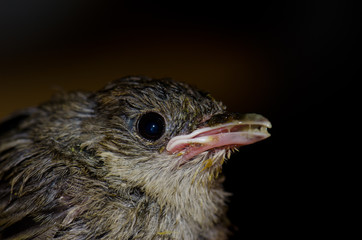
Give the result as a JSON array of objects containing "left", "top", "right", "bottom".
[{"left": 137, "top": 112, "right": 166, "bottom": 141}]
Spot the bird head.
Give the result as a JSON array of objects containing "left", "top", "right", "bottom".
[
  {"left": 78, "top": 76, "right": 271, "bottom": 207},
  {"left": 0, "top": 76, "right": 271, "bottom": 238}
]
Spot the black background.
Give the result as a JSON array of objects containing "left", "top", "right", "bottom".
[{"left": 0, "top": 1, "right": 359, "bottom": 239}]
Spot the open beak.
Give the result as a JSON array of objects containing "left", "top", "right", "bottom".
[{"left": 166, "top": 113, "right": 271, "bottom": 162}]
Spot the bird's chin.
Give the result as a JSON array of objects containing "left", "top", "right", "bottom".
[
  {"left": 176, "top": 147, "right": 236, "bottom": 184},
  {"left": 178, "top": 146, "right": 235, "bottom": 167}
]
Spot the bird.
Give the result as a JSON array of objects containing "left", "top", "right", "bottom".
[{"left": 0, "top": 76, "right": 271, "bottom": 240}]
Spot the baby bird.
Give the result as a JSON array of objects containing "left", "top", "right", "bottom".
[{"left": 0, "top": 76, "right": 271, "bottom": 239}]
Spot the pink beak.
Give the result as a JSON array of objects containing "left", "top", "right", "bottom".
[{"left": 166, "top": 113, "right": 271, "bottom": 162}]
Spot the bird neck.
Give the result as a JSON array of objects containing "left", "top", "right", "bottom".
[{"left": 140, "top": 170, "right": 229, "bottom": 230}]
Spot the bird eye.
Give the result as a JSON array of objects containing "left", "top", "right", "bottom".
[{"left": 137, "top": 112, "right": 166, "bottom": 141}]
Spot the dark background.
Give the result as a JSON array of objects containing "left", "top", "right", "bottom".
[{"left": 0, "top": 1, "right": 359, "bottom": 239}]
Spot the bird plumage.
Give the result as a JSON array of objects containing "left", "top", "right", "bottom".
[{"left": 0, "top": 76, "right": 270, "bottom": 239}]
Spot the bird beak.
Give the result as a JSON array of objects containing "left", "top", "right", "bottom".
[{"left": 166, "top": 113, "right": 271, "bottom": 162}]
